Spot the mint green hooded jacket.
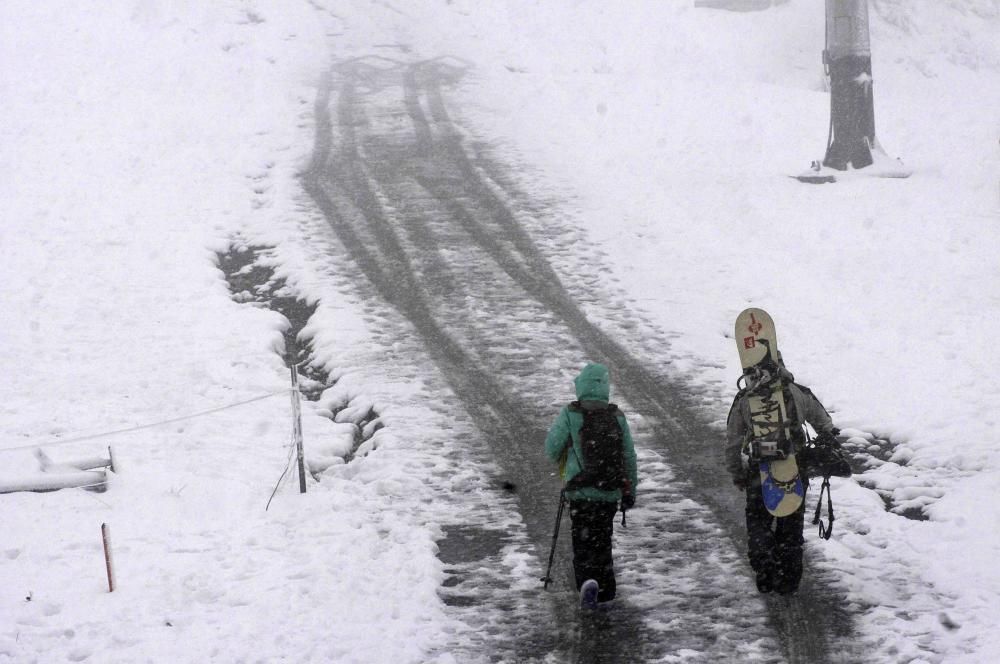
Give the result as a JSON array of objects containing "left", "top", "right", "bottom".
[{"left": 544, "top": 363, "right": 639, "bottom": 502}]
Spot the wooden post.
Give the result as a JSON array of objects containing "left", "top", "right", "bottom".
[
  {"left": 290, "top": 364, "right": 307, "bottom": 494},
  {"left": 101, "top": 523, "right": 115, "bottom": 592}
]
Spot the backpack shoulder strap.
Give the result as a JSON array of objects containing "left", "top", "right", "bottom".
[{"left": 569, "top": 401, "right": 618, "bottom": 414}]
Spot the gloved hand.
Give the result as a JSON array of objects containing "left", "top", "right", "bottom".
[
  {"left": 621, "top": 492, "right": 636, "bottom": 510},
  {"left": 815, "top": 429, "right": 840, "bottom": 447}
]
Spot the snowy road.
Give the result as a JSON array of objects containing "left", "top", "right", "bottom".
[
  {"left": 1, "top": 2, "right": 995, "bottom": 662},
  {"left": 303, "top": 56, "right": 855, "bottom": 663}
]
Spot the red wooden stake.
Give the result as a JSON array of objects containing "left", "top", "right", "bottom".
[{"left": 101, "top": 523, "right": 115, "bottom": 592}]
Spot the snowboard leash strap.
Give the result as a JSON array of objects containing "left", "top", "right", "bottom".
[{"left": 813, "top": 476, "right": 835, "bottom": 540}]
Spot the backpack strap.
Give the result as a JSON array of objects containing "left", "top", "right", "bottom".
[{"left": 570, "top": 401, "right": 618, "bottom": 413}]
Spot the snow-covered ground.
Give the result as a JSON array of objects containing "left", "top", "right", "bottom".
[{"left": 1, "top": 1, "right": 997, "bottom": 662}]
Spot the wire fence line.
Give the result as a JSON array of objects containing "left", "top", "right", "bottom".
[{"left": 1, "top": 390, "right": 292, "bottom": 454}]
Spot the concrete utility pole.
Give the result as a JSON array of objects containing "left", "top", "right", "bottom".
[{"left": 822, "top": 0, "right": 876, "bottom": 170}]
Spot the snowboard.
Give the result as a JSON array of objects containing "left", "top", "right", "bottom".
[{"left": 735, "top": 308, "right": 804, "bottom": 517}]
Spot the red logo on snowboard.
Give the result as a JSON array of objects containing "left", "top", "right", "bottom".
[
  {"left": 747, "top": 314, "right": 763, "bottom": 336},
  {"left": 743, "top": 336, "right": 756, "bottom": 349}
]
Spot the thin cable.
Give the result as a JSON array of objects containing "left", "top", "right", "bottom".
[
  {"left": 2, "top": 391, "right": 290, "bottom": 454},
  {"left": 265, "top": 433, "right": 300, "bottom": 511}
]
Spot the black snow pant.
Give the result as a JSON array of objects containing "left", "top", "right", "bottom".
[
  {"left": 745, "top": 477, "right": 808, "bottom": 594},
  {"left": 569, "top": 499, "right": 619, "bottom": 603}
]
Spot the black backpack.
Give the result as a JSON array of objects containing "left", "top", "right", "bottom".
[{"left": 565, "top": 402, "right": 626, "bottom": 491}]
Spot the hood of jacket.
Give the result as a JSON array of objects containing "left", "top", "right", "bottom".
[{"left": 574, "top": 363, "right": 611, "bottom": 403}]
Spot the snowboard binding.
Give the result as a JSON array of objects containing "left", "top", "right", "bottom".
[
  {"left": 737, "top": 365, "right": 776, "bottom": 396},
  {"left": 748, "top": 435, "right": 791, "bottom": 461}
]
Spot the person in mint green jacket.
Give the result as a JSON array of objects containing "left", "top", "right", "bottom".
[{"left": 544, "top": 363, "right": 638, "bottom": 603}]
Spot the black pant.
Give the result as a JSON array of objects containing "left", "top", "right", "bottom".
[
  {"left": 569, "top": 499, "right": 619, "bottom": 602},
  {"left": 745, "top": 478, "right": 808, "bottom": 593}
]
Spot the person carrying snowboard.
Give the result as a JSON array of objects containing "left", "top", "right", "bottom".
[
  {"left": 725, "top": 353, "right": 839, "bottom": 595},
  {"left": 544, "top": 362, "right": 638, "bottom": 607}
]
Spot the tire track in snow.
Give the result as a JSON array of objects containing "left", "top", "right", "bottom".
[
  {"left": 303, "top": 64, "right": 575, "bottom": 663},
  {"left": 404, "top": 59, "right": 855, "bottom": 663},
  {"left": 303, "top": 57, "right": 856, "bottom": 663}
]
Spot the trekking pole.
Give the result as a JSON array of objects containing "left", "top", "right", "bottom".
[{"left": 541, "top": 489, "right": 566, "bottom": 589}]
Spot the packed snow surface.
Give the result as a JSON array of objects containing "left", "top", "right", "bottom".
[{"left": 1, "top": 1, "right": 997, "bottom": 662}]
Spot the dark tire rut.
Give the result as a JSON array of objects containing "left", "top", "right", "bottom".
[{"left": 302, "top": 56, "right": 856, "bottom": 664}]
